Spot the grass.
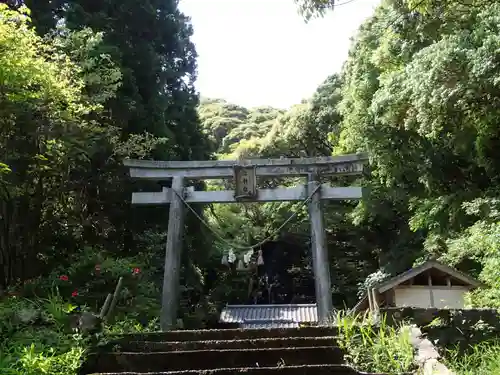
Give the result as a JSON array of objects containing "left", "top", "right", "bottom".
[
  {"left": 446, "top": 340, "right": 500, "bottom": 375},
  {"left": 0, "top": 293, "right": 158, "bottom": 375},
  {"left": 0, "top": 296, "right": 88, "bottom": 375},
  {"left": 333, "top": 311, "right": 415, "bottom": 374},
  {"left": 333, "top": 311, "right": 500, "bottom": 375}
]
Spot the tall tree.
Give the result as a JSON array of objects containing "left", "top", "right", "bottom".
[
  {"left": 23, "top": 0, "right": 211, "bottom": 255},
  {"left": 0, "top": 4, "right": 125, "bottom": 286}
]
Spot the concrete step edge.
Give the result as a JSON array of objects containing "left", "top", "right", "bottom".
[
  {"left": 86, "top": 363, "right": 388, "bottom": 375},
  {"left": 93, "top": 345, "right": 342, "bottom": 355},
  {"left": 121, "top": 335, "right": 339, "bottom": 345},
  {"left": 107, "top": 327, "right": 339, "bottom": 342}
]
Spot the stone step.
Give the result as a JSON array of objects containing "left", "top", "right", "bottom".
[
  {"left": 106, "top": 326, "right": 338, "bottom": 344},
  {"left": 87, "top": 364, "right": 390, "bottom": 375},
  {"left": 82, "top": 346, "right": 344, "bottom": 373},
  {"left": 114, "top": 336, "right": 338, "bottom": 352}
]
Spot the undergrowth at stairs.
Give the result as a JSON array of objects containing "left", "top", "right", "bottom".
[
  {"left": 0, "top": 293, "right": 156, "bottom": 375},
  {"left": 446, "top": 340, "right": 500, "bottom": 375},
  {"left": 334, "top": 312, "right": 415, "bottom": 374},
  {"left": 334, "top": 311, "right": 500, "bottom": 375},
  {"left": 2, "top": 293, "right": 499, "bottom": 375}
]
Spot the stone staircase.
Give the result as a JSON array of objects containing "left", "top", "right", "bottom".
[{"left": 81, "top": 326, "right": 385, "bottom": 375}]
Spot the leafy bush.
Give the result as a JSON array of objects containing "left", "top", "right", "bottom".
[
  {"left": 446, "top": 340, "right": 500, "bottom": 375},
  {"left": 0, "top": 294, "right": 87, "bottom": 375},
  {"left": 0, "top": 246, "right": 163, "bottom": 374},
  {"left": 106, "top": 317, "right": 160, "bottom": 335},
  {"left": 333, "top": 311, "right": 415, "bottom": 374},
  {"left": 17, "top": 246, "right": 161, "bottom": 324},
  {"left": 0, "top": 280, "right": 160, "bottom": 374}
]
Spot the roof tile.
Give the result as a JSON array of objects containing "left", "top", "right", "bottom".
[{"left": 220, "top": 304, "right": 318, "bottom": 328}]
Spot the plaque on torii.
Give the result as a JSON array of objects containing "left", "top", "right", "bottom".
[
  {"left": 124, "top": 153, "right": 368, "bottom": 330},
  {"left": 233, "top": 166, "right": 257, "bottom": 200}
]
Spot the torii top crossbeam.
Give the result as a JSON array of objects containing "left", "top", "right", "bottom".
[{"left": 123, "top": 153, "right": 368, "bottom": 179}]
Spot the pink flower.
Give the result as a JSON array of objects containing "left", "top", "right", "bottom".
[
  {"left": 132, "top": 267, "right": 141, "bottom": 275},
  {"left": 71, "top": 290, "right": 78, "bottom": 297},
  {"left": 59, "top": 275, "right": 69, "bottom": 281}
]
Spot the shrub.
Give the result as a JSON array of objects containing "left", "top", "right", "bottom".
[
  {"left": 333, "top": 311, "right": 416, "bottom": 374},
  {"left": 0, "top": 295, "right": 87, "bottom": 375},
  {"left": 0, "top": 252, "right": 161, "bottom": 375},
  {"left": 446, "top": 340, "right": 500, "bottom": 375},
  {"left": 17, "top": 247, "right": 161, "bottom": 325}
]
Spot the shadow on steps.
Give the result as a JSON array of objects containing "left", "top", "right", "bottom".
[
  {"left": 83, "top": 346, "right": 344, "bottom": 373},
  {"left": 105, "top": 326, "right": 339, "bottom": 343},
  {"left": 81, "top": 327, "right": 406, "bottom": 375},
  {"left": 86, "top": 364, "right": 394, "bottom": 375},
  {"left": 117, "top": 336, "right": 339, "bottom": 351}
]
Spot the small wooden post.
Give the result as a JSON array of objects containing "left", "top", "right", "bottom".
[
  {"left": 105, "top": 277, "right": 124, "bottom": 321},
  {"left": 99, "top": 293, "right": 113, "bottom": 320},
  {"left": 161, "top": 176, "right": 185, "bottom": 331},
  {"left": 371, "top": 288, "right": 379, "bottom": 317},
  {"left": 427, "top": 272, "right": 435, "bottom": 308},
  {"left": 308, "top": 174, "right": 333, "bottom": 323}
]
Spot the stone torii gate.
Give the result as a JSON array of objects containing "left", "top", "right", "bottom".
[{"left": 124, "top": 153, "right": 368, "bottom": 330}]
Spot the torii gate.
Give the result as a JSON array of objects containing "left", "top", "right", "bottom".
[{"left": 124, "top": 153, "right": 368, "bottom": 330}]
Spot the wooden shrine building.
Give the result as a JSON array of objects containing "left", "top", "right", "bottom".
[{"left": 352, "top": 260, "right": 482, "bottom": 313}]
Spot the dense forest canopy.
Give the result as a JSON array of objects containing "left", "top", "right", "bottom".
[
  {"left": 1, "top": 0, "right": 500, "bottom": 339},
  {"left": 194, "top": 0, "right": 500, "bottom": 310}
]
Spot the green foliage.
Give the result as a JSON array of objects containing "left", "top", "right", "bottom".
[
  {"left": 294, "top": 0, "right": 335, "bottom": 21},
  {"left": 0, "top": 3, "right": 118, "bottom": 286},
  {"left": 444, "top": 198, "right": 500, "bottom": 308},
  {"left": 447, "top": 340, "right": 500, "bottom": 375},
  {"left": 198, "top": 98, "right": 284, "bottom": 155},
  {"left": 193, "top": 0, "right": 500, "bottom": 312},
  {"left": 16, "top": 246, "right": 161, "bottom": 321},
  {"left": 0, "top": 0, "right": 212, "bottom": 323},
  {"left": 3, "top": 0, "right": 500, "bottom": 372},
  {"left": 0, "top": 295, "right": 87, "bottom": 375},
  {"left": 198, "top": 65, "right": 418, "bottom": 306},
  {"left": 50, "top": 27, "right": 123, "bottom": 105},
  {"left": 327, "top": 0, "right": 500, "bottom": 303},
  {"left": 106, "top": 317, "right": 160, "bottom": 335},
  {"left": 334, "top": 312, "right": 415, "bottom": 374},
  {"left": 0, "top": 284, "right": 159, "bottom": 375}
]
